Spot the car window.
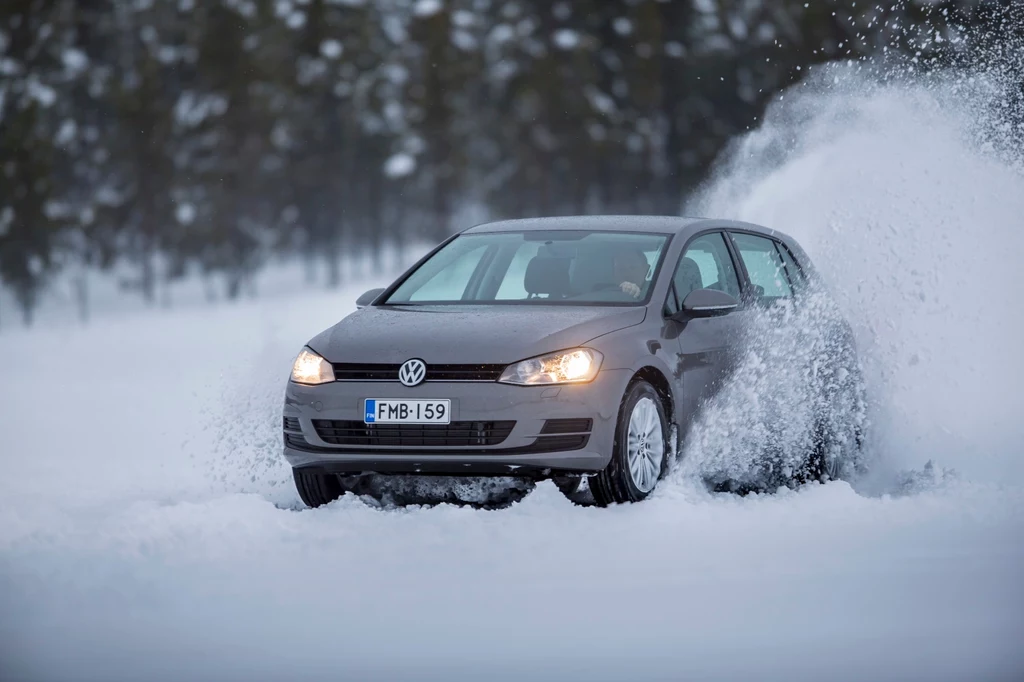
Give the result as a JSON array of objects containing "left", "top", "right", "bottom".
[
  {"left": 406, "top": 243, "right": 489, "bottom": 301},
  {"left": 777, "top": 243, "right": 806, "bottom": 291},
  {"left": 385, "top": 230, "right": 670, "bottom": 305},
  {"left": 495, "top": 242, "right": 541, "bottom": 299},
  {"left": 666, "top": 232, "right": 741, "bottom": 313},
  {"left": 731, "top": 232, "right": 793, "bottom": 300}
]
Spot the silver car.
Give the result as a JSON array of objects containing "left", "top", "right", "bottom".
[{"left": 283, "top": 216, "right": 862, "bottom": 506}]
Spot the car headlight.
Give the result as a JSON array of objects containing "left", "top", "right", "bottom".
[
  {"left": 498, "top": 348, "right": 603, "bottom": 385},
  {"left": 291, "top": 347, "right": 335, "bottom": 385}
]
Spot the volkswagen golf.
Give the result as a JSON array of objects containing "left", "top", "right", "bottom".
[{"left": 282, "top": 216, "right": 863, "bottom": 507}]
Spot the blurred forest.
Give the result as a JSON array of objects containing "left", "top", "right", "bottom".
[{"left": 0, "top": 0, "right": 1019, "bottom": 323}]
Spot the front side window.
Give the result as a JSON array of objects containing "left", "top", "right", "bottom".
[
  {"left": 731, "top": 232, "right": 793, "bottom": 301},
  {"left": 384, "top": 230, "right": 671, "bottom": 305},
  {"left": 666, "top": 232, "right": 743, "bottom": 314}
]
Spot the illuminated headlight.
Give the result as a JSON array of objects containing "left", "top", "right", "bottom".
[
  {"left": 498, "top": 348, "right": 603, "bottom": 386},
  {"left": 291, "top": 348, "right": 335, "bottom": 385}
]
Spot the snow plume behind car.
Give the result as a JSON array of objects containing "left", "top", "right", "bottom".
[
  {"left": 689, "top": 56, "right": 1024, "bottom": 489},
  {"left": 672, "top": 287, "right": 866, "bottom": 493}
]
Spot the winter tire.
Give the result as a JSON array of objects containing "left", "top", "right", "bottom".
[
  {"left": 293, "top": 468, "right": 344, "bottom": 508},
  {"left": 590, "top": 380, "right": 669, "bottom": 506}
]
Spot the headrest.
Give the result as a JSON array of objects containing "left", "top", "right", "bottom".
[
  {"left": 524, "top": 256, "right": 571, "bottom": 297},
  {"left": 571, "top": 244, "right": 617, "bottom": 292},
  {"left": 675, "top": 256, "right": 704, "bottom": 297}
]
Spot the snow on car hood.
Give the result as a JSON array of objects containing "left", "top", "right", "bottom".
[{"left": 309, "top": 305, "right": 647, "bottom": 364}]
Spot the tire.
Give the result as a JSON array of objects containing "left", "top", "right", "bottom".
[
  {"left": 590, "top": 380, "right": 669, "bottom": 506},
  {"left": 293, "top": 468, "right": 344, "bottom": 508},
  {"left": 553, "top": 475, "right": 595, "bottom": 506},
  {"left": 801, "top": 365, "right": 867, "bottom": 484},
  {"left": 552, "top": 475, "right": 581, "bottom": 497}
]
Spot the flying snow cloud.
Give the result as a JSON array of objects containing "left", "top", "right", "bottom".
[{"left": 689, "top": 59, "right": 1024, "bottom": 485}]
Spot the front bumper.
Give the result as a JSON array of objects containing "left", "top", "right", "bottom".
[{"left": 281, "top": 369, "right": 634, "bottom": 477}]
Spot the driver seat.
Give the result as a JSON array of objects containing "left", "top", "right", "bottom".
[
  {"left": 524, "top": 256, "right": 571, "bottom": 299},
  {"left": 674, "top": 257, "right": 704, "bottom": 300}
]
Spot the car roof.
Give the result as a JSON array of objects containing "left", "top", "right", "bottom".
[
  {"left": 461, "top": 215, "right": 787, "bottom": 240},
  {"left": 462, "top": 215, "right": 705, "bottom": 234}
]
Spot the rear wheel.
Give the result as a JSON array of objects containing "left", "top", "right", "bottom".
[
  {"left": 590, "top": 380, "right": 668, "bottom": 506},
  {"left": 293, "top": 468, "right": 344, "bottom": 508},
  {"left": 800, "top": 365, "right": 868, "bottom": 484}
]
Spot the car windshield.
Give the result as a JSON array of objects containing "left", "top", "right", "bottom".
[{"left": 383, "top": 230, "right": 671, "bottom": 306}]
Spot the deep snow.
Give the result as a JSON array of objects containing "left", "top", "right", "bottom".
[{"left": 3, "top": 68, "right": 1024, "bottom": 681}]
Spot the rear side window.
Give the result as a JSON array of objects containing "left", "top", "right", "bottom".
[
  {"left": 777, "top": 243, "right": 806, "bottom": 291},
  {"left": 731, "top": 233, "right": 793, "bottom": 300}
]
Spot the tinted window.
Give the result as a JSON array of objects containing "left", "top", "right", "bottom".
[
  {"left": 385, "top": 230, "right": 670, "bottom": 305},
  {"left": 668, "top": 232, "right": 741, "bottom": 313},
  {"left": 731, "top": 232, "right": 793, "bottom": 300}
]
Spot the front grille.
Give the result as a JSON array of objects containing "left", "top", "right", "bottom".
[
  {"left": 330, "top": 363, "right": 505, "bottom": 382},
  {"left": 313, "top": 420, "right": 515, "bottom": 447},
  {"left": 283, "top": 417, "right": 301, "bottom": 431},
  {"left": 331, "top": 364, "right": 396, "bottom": 381},
  {"left": 541, "top": 418, "right": 593, "bottom": 434}
]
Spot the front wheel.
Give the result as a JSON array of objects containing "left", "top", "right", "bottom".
[
  {"left": 590, "top": 380, "right": 669, "bottom": 506},
  {"left": 293, "top": 469, "right": 344, "bottom": 508}
]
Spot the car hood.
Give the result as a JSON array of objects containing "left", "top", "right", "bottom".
[{"left": 309, "top": 305, "right": 647, "bottom": 364}]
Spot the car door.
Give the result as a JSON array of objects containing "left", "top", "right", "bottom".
[{"left": 663, "top": 231, "right": 747, "bottom": 433}]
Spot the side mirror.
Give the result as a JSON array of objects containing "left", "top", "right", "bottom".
[
  {"left": 676, "top": 289, "right": 739, "bottom": 318},
  {"left": 356, "top": 287, "right": 385, "bottom": 309}
]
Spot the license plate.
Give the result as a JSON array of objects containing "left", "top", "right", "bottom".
[{"left": 364, "top": 399, "right": 451, "bottom": 424}]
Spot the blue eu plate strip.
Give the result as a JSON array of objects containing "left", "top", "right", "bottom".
[{"left": 364, "top": 399, "right": 376, "bottom": 423}]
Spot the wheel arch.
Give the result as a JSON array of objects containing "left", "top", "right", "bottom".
[{"left": 631, "top": 365, "right": 674, "bottom": 424}]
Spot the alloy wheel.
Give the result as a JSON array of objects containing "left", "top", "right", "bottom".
[{"left": 626, "top": 396, "right": 664, "bottom": 493}]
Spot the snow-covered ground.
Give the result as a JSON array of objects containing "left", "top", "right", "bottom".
[{"left": 3, "top": 69, "right": 1024, "bottom": 681}]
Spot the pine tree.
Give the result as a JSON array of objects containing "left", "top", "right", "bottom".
[{"left": 0, "top": 0, "right": 68, "bottom": 324}]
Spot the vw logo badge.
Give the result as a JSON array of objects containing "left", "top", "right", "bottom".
[{"left": 398, "top": 358, "right": 427, "bottom": 387}]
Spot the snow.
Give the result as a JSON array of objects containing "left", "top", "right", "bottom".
[
  {"left": 174, "top": 92, "right": 229, "bottom": 127},
  {"left": 27, "top": 78, "right": 56, "bottom": 107},
  {"left": 3, "top": 64, "right": 1024, "bottom": 682},
  {"left": 489, "top": 23, "right": 514, "bottom": 44},
  {"left": 55, "top": 118, "right": 77, "bottom": 146},
  {"left": 319, "top": 38, "right": 342, "bottom": 59},
  {"left": 61, "top": 47, "right": 89, "bottom": 75},
  {"left": 413, "top": 0, "right": 442, "bottom": 19},
  {"left": 0, "top": 280, "right": 1022, "bottom": 680},
  {"left": 452, "top": 29, "right": 477, "bottom": 51},
  {"left": 452, "top": 9, "right": 474, "bottom": 28},
  {"left": 175, "top": 202, "right": 197, "bottom": 225},
  {"left": 552, "top": 28, "right": 580, "bottom": 50},
  {"left": 383, "top": 152, "right": 415, "bottom": 178}
]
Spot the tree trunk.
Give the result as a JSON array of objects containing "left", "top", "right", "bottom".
[
  {"left": 225, "top": 270, "right": 242, "bottom": 300},
  {"left": 140, "top": 247, "right": 156, "bottom": 304},
  {"left": 325, "top": 235, "right": 341, "bottom": 288},
  {"left": 17, "top": 288, "right": 34, "bottom": 327},
  {"left": 73, "top": 272, "right": 90, "bottom": 324}
]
